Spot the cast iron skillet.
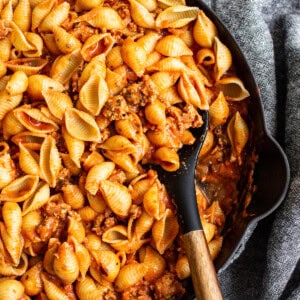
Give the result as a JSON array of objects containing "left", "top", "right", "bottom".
[{"left": 183, "top": 0, "right": 290, "bottom": 297}]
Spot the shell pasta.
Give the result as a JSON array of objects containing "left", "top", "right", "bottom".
[{"left": 0, "top": 0, "right": 253, "bottom": 299}]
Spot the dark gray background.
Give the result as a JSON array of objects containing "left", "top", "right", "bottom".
[{"left": 199, "top": 1, "right": 300, "bottom": 299}]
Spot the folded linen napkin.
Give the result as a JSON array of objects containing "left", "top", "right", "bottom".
[{"left": 199, "top": 0, "right": 300, "bottom": 299}]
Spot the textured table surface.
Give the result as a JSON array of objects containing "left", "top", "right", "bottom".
[{"left": 199, "top": 1, "right": 300, "bottom": 299}]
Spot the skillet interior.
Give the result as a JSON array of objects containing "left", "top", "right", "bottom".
[{"left": 186, "top": 0, "right": 290, "bottom": 275}]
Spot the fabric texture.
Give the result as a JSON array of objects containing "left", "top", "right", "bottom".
[{"left": 197, "top": 0, "right": 300, "bottom": 299}]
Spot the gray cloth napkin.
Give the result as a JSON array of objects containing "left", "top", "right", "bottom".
[{"left": 199, "top": 0, "right": 300, "bottom": 299}]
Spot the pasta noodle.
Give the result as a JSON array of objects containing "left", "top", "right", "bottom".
[{"left": 0, "top": 0, "right": 254, "bottom": 298}]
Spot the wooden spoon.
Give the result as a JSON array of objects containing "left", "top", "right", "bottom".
[{"left": 149, "top": 111, "right": 223, "bottom": 300}]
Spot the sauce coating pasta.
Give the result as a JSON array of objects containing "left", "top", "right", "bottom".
[{"left": 0, "top": 0, "right": 255, "bottom": 298}]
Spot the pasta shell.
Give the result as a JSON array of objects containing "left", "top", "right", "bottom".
[
  {"left": 134, "top": 210, "right": 154, "bottom": 238},
  {"left": 76, "top": 7, "right": 125, "bottom": 30},
  {"left": 100, "top": 135, "right": 136, "bottom": 154},
  {"left": 147, "top": 57, "right": 187, "bottom": 72},
  {"left": 22, "top": 181, "right": 50, "bottom": 215},
  {"left": 114, "top": 114, "right": 142, "bottom": 141},
  {"left": 2, "top": 201, "right": 22, "bottom": 236},
  {"left": 13, "top": 106, "right": 59, "bottom": 133},
  {"left": 43, "top": 238, "right": 60, "bottom": 275},
  {"left": 121, "top": 38, "right": 147, "bottom": 77},
  {"left": 0, "top": 142, "right": 17, "bottom": 189},
  {"left": 20, "top": 261, "right": 43, "bottom": 296},
  {"left": 106, "top": 46, "right": 123, "bottom": 69},
  {"left": 199, "top": 129, "right": 214, "bottom": 158},
  {"left": 204, "top": 200, "right": 225, "bottom": 227},
  {"left": 129, "top": 173, "right": 156, "bottom": 204},
  {"left": 39, "top": 135, "right": 61, "bottom": 187},
  {"left": 43, "top": 90, "right": 73, "bottom": 120},
  {"left": 12, "top": 0, "right": 31, "bottom": 32},
  {"left": 97, "top": 250, "right": 121, "bottom": 282},
  {"left": 99, "top": 180, "right": 132, "bottom": 217},
  {"left": 209, "top": 91, "right": 229, "bottom": 127},
  {"left": 136, "top": 0, "right": 157, "bottom": 11},
  {"left": 86, "top": 192, "right": 107, "bottom": 213},
  {"left": 52, "top": 26, "right": 82, "bottom": 54},
  {"left": 53, "top": 242, "right": 79, "bottom": 284},
  {"left": 180, "top": 55, "right": 212, "bottom": 86},
  {"left": 64, "top": 108, "right": 101, "bottom": 142},
  {"left": 136, "top": 31, "right": 161, "bottom": 54},
  {"left": 61, "top": 153, "right": 81, "bottom": 176},
  {"left": 82, "top": 150, "right": 104, "bottom": 171},
  {"left": 39, "top": 2, "right": 70, "bottom": 32},
  {"left": 9, "top": 21, "right": 35, "bottom": 51},
  {"left": 21, "top": 210, "right": 41, "bottom": 241},
  {"left": 156, "top": 5, "right": 199, "bottom": 28},
  {"left": 67, "top": 214, "right": 85, "bottom": 243},
  {"left": 177, "top": 72, "right": 209, "bottom": 109},
  {"left": 18, "top": 143, "right": 40, "bottom": 176},
  {"left": 115, "top": 263, "right": 148, "bottom": 292},
  {"left": 75, "top": 0, "right": 103, "bottom": 11},
  {"left": 1, "top": 0, "right": 13, "bottom": 21},
  {"left": 145, "top": 99, "right": 166, "bottom": 126},
  {"left": 175, "top": 255, "right": 190, "bottom": 279},
  {"left": 0, "top": 90, "right": 22, "bottom": 121},
  {"left": 5, "top": 71, "right": 28, "bottom": 96},
  {"left": 0, "top": 253, "right": 28, "bottom": 276},
  {"left": 23, "top": 32, "right": 44, "bottom": 57},
  {"left": 152, "top": 146, "right": 180, "bottom": 172},
  {"left": 27, "top": 74, "right": 64, "bottom": 100},
  {"left": 216, "top": 76, "right": 250, "bottom": 101},
  {"left": 158, "top": 0, "right": 186, "bottom": 7},
  {"left": 62, "top": 184, "right": 85, "bottom": 209},
  {"left": 0, "top": 76, "right": 10, "bottom": 92},
  {"left": 0, "top": 175, "right": 39, "bottom": 202},
  {"left": 31, "top": 0, "right": 56, "bottom": 31},
  {"left": 79, "top": 74, "right": 109, "bottom": 116},
  {"left": 41, "top": 273, "right": 69, "bottom": 300},
  {"left": 155, "top": 35, "right": 193, "bottom": 56},
  {"left": 208, "top": 236, "right": 223, "bottom": 260},
  {"left": 227, "top": 111, "right": 249, "bottom": 163},
  {"left": 0, "top": 279, "right": 25, "bottom": 300},
  {"left": 61, "top": 126, "right": 84, "bottom": 168},
  {"left": 202, "top": 217, "right": 217, "bottom": 243},
  {"left": 214, "top": 36, "right": 232, "bottom": 81},
  {"left": 105, "top": 66, "right": 128, "bottom": 96},
  {"left": 76, "top": 276, "right": 110, "bottom": 299},
  {"left": 79, "top": 54, "right": 106, "bottom": 88},
  {"left": 150, "top": 71, "right": 180, "bottom": 94},
  {"left": 102, "top": 151, "right": 140, "bottom": 175},
  {"left": 143, "top": 183, "right": 165, "bottom": 220},
  {"left": 78, "top": 206, "right": 97, "bottom": 222},
  {"left": 102, "top": 225, "right": 128, "bottom": 246},
  {"left": 0, "top": 38, "right": 12, "bottom": 61},
  {"left": 81, "top": 33, "right": 115, "bottom": 62},
  {"left": 193, "top": 10, "right": 217, "bottom": 48},
  {"left": 5, "top": 57, "right": 48, "bottom": 75},
  {"left": 85, "top": 162, "right": 115, "bottom": 195},
  {"left": 11, "top": 131, "right": 46, "bottom": 150},
  {"left": 0, "top": 222, "right": 24, "bottom": 265},
  {"left": 69, "top": 236, "right": 90, "bottom": 280},
  {"left": 196, "top": 48, "right": 215, "bottom": 66},
  {"left": 41, "top": 33, "right": 61, "bottom": 55},
  {"left": 139, "top": 246, "right": 166, "bottom": 281},
  {"left": 84, "top": 233, "right": 102, "bottom": 252},
  {"left": 145, "top": 51, "right": 162, "bottom": 68},
  {"left": 152, "top": 208, "right": 179, "bottom": 254},
  {"left": 128, "top": 0, "right": 155, "bottom": 29},
  {"left": 158, "top": 86, "right": 183, "bottom": 105},
  {"left": 50, "top": 49, "right": 83, "bottom": 84}
]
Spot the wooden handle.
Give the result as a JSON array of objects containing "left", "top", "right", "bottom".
[{"left": 182, "top": 230, "right": 223, "bottom": 300}]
